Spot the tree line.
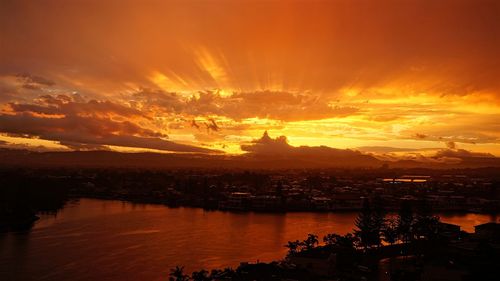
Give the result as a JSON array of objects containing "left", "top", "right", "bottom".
[
  {"left": 169, "top": 198, "right": 441, "bottom": 281},
  {"left": 286, "top": 198, "right": 440, "bottom": 254}
]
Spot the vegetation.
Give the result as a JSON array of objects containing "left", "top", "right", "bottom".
[
  {"left": 353, "top": 198, "right": 383, "bottom": 250},
  {"left": 286, "top": 199, "right": 441, "bottom": 256},
  {"left": 397, "top": 200, "right": 415, "bottom": 244},
  {"left": 0, "top": 173, "right": 70, "bottom": 232},
  {"left": 177, "top": 199, "right": 448, "bottom": 280},
  {"left": 284, "top": 234, "right": 319, "bottom": 255},
  {"left": 381, "top": 217, "right": 399, "bottom": 245},
  {"left": 169, "top": 266, "right": 190, "bottom": 281},
  {"left": 323, "top": 233, "right": 356, "bottom": 249}
]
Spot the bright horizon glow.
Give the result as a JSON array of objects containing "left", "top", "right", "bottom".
[{"left": 0, "top": 0, "right": 499, "bottom": 159}]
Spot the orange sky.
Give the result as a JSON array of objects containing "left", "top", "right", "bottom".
[{"left": 0, "top": 0, "right": 499, "bottom": 158}]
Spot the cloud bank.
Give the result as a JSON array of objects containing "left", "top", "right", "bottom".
[
  {"left": 0, "top": 94, "right": 214, "bottom": 153},
  {"left": 0, "top": 0, "right": 499, "bottom": 156}
]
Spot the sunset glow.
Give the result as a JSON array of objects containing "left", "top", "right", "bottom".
[{"left": 1, "top": 0, "right": 499, "bottom": 160}]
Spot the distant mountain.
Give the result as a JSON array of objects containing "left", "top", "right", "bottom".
[
  {"left": 0, "top": 148, "right": 498, "bottom": 170},
  {"left": 0, "top": 148, "right": 379, "bottom": 169}
]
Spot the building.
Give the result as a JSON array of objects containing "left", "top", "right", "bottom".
[
  {"left": 219, "top": 192, "right": 252, "bottom": 211},
  {"left": 474, "top": 222, "right": 500, "bottom": 241}
]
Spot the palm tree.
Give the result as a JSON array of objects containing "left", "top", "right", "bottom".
[
  {"left": 324, "top": 233, "right": 343, "bottom": 247},
  {"left": 191, "top": 269, "right": 210, "bottom": 281},
  {"left": 324, "top": 233, "right": 356, "bottom": 249},
  {"left": 302, "top": 234, "right": 319, "bottom": 250},
  {"left": 285, "top": 240, "right": 301, "bottom": 255},
  {"left": 169, "top": 266, "right": 190, "bottom": 281}
]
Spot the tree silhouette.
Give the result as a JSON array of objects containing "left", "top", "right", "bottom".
[
  {"left": 324, "top": 233, "right": 356, "bottom": 249},
  {"left": 371, "top": 195, "right": 386, "bottom": 247},
  {"left": 413, "top": 198, "right": 439, "bottom": 240},
  {"left": 302, "top": 234, "right": 319, "bottom": 250},
  {"left": 285, "top": 240, "right": 301, "bottom": 255},
  {"left": 169, "top": 266, "right": 190, "bottom": 281},
  {"left": 209, "top": 268, "right": 235, "bottom": 280},
  {"left": 191, "top": 269, "right": 211, "bottom": 281},
  {"left": 382, "top": 217, "right": 399, "bottom": 245},
  {"left": 397, "top": 200, "right": 414, "bottom": 244},
  {"left": 324, "top": 233, "right": 343, "bottom": 247},
  {"left": 354, "top": 198, "right": 378, "bottom": 250}
]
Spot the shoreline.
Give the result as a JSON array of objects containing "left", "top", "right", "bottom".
[{"left": 70, "top": 195, "right": 500, "bottom": 215}]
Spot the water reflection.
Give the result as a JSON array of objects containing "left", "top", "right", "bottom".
[{"left": 1, "top": 199, "right": 498, "bottom": 281}]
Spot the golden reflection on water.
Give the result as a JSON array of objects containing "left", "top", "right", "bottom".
[{"left": 1, "top": 199, "right": 498, "bottom": 281}]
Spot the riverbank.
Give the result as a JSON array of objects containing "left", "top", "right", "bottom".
[
  {"left": 2, "top": 198, "right": 499, "bottom": 281},
  {"left": 73, "top": 192, "right": 500, "bottom": 214},
  {"left": 169, "top": 212, "right": 500, "bottom": 281}
]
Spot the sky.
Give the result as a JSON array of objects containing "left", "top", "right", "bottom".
[{"left": 1, "top": 0, "right": 499, "bottom": 159}]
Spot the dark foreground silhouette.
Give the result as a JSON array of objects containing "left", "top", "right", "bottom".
[
  {"left": 170, "top": 200, "right": 500, "bottom": 281},
  {"left": 0, "top": 170, "right": 69, "bottom": 232}
]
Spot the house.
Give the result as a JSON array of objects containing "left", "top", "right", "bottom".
[
  {"left": 219, "top": 192, "right": 252, "bottom": 211},
  {"left": 474, "top": 222, "right": 500, "bottom": 241},
  {"left": 330, "top": 194, "right": 364, "bottom": 210},
  {"left": 437, "top": 222, "right": 461, "bottom": 239},
  {"left": 311, "top": 197, "right": 331, "bottom": 211},
  {"left": 251, "top": 195, "right": 281, "bottom": 211},
  {"left": 288, "top": 247, "right": 337, "bottom": 277}
]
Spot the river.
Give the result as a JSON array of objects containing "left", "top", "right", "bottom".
[{"left": 1, "top": 198, "right": 498, "bottom": 281}]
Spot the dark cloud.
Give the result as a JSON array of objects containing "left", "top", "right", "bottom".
[
  {"left": 356, "top": 146, "right": 437, "bottom": 153},
  {"left": 241, "top": 91, "right": 356, "bottom": 121},
  {"left": 241, "top": 131, "right": 381, "bottom": 166},
  {"left": 0, "top": 114, "right": 163, "bottom": 139},
  {"left": 130, "top": 88, "right": 185, "bottom": 114},
  {"left": 16, "top": 73, "right": 55, "bottom": 90},
  {"left": 0, "top": 0, "right": 499, "bottom": 156},
  {"left": 433, "top": 148, "right": 494, "bottom": 159},
  {"left": 0, "top": 140, "right": 66, "bottom": 152},
  {"left": 375, "top": 147, "right": 497, "bottom": 165},
  {"left": 204, "top": 118, "right": 219, "bottom": 132},
  {"left": 0, "top": 113, "right": 214, "bottom": 153},
  {"left": 406, "top": 130, "right": 496, "bottom": 145},
  {"left": 445, "top": 141, "right": 456, "bottom": 149},
  {"left": 241, "top": 131, "right": 291, "bottom": 154},
  {"left": 131, "top": 89, "right": 358, "bottom": 122},
  {"left": 8, "top": 94, "right": 145, "bottom": 119},
  {"left": 190, "top": 119, "right": 200, "bottom": 129},
  {"left": 0, "top": 95, "right": 216, "bottom": 153}
]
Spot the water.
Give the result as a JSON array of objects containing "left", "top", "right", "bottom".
[{"left": 1, "top": 199, "right": 498, "bottom": 281}]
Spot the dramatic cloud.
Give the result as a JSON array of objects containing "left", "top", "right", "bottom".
[
  {"left": 356, "top": 146, "right": 434, "bottom": 154},
  {"left": 240, "top": 132, "right": 500, "bottom": 168},
  {"left": 16, "top": 73, "right": 55, "bottom": 90},
  {"left": 241, "top": 131, "right": 382, "bottom": 167},
  {"left": 2, "top": 0, "right": 499, "bottom": 95},
  {"left": 433, "top": 149, "right": 495, "bottom": 159},
  {"left": 446, "top": 141, "right": 456, "bottom": 150},
  {"left": 415, "top": 133, "right": 428, "bottom": 139},
  {"left": 130, "top": 89, "right": 357, "bottom": 122},
  {"left": 241, "top": 131, "right": 292, "bottom": 155},
  {"left": 188, "top": 91, "right": 357, "bottom": 121},
  {"left": 0, "top": 94, "right": 215, "bottom": 153},
  {"left": 0, "top": 0, "right": 499, "bottom": 156},
  {"left": 8, "top": 94, "right": 145, "bottom": 119}
]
